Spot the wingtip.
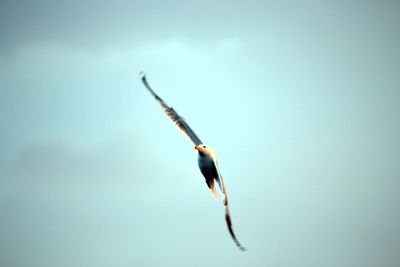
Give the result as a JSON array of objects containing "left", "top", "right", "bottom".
[
  {"left": 238, "top": 244, "right": 247, "bottom": 251},
  {"left": 139, "top": 71, "right": 146, "bottom": 80}
]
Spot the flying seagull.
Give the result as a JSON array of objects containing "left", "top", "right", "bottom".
[{"left": 140, "top": 72, "right": 245, "bottom": 251}]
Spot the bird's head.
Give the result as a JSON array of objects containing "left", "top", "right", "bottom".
[
  {"left": 195, "top": 144, "right": 208, "bottom": 152},
  {"left": 195, "top": 144, "right": 217, "bottom": 159}
]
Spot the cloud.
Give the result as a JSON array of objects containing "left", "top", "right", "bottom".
[
  {"left": 1, "top": 134, "right": 159, "bottom": 192},
  {"left": 0, "top": 37, "right": 243, "bottom": 80},
  {"left": 0, "top": 134, "right": 236, "bottom": 267},
  {"left": 0, "top": 137, "right": 144, "bottom": 266}
]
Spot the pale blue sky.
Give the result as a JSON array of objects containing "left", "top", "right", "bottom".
[{"left": 1, "top": 1, "right": 400, "bottom": 266}]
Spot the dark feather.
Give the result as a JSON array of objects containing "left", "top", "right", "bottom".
[
  {"left": 141, "top": 73, "right": 203, "bottom": 146},
  {"left": 216, "top": 164, "right": 246, "bottom": 251},
  {"left": 141, "top": 72, "right": 245, "bottom": 251}
]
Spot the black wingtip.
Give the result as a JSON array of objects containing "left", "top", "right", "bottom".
[
  {"left": 233, "top": 235, "right": 246, "bottom": 252},
  {"left": 225, "top": 209, "right": 246, "bottom": 252},
  {"left": 238, "top": 243, "right": 247, "bottom": 251},
  {"left": 139, "top": 71, "right": 146, "bottom": 80}
]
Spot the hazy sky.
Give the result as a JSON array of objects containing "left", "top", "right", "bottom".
[{"left": 1, "top": 1, "right": 400, "bottom": 266}]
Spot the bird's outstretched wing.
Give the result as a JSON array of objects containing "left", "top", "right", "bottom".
[
  {"left": 215, "top": 163, "right": 246, "bottom": 251},
  {"left": 140, "top": 72, "right": 203, "bottom": 146}
]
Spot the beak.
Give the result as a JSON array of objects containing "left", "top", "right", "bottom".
[{"left": 194, "top": 145, "right": 200, "bottom": 150}]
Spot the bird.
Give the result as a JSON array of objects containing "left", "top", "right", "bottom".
[{"left": 140, "top": 72, "right": 245, "bottom": 251}]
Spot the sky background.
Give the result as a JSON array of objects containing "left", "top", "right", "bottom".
[{"left": 1, "top": 1, "right": 400, "bottom": 266}]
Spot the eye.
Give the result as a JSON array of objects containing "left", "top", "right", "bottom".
[{"left": 203, "top": 145, "right": 207, "bottom": 148}]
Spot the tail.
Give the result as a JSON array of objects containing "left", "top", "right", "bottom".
[{"left": 208, "top": 179, "right": 218, "bottom": 200}]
